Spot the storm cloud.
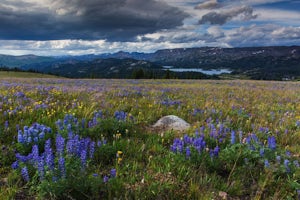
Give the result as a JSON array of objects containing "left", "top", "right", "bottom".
[
  {"left": 198, "top": 6, "right": 257, "bottom": 25},
  {"left": 0, "top": 0, "right": 189, "bottom": 41}
]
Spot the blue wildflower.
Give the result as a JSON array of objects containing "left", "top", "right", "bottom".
[
  {"left": 4, "top": 121, "right": 8, "bottom": 129},
  {"left": 31, "top": 145, "right": 39, "bottom": 165},
  {"left": 186, "top": 147, "right": 191, "bottom": 159},
  {"left": 56, "top": 134, "right": 65, "bottom": 156},
  {"left": 27, "top": 136, "right": 32, "bottom": 143},
  {"left": 37, "top": 157, "right": 44, "bottom": 180},
  {"left": 11, "top": 161, "right": 19, "bottom": 169},
  {"left": 33, "top": 137, "right": 38, "bottom": 143},
  {"left": 284, "top": 159, "right": 290, "bottom": 173},
  {"left": 276, "top": 155, "right": 281, "bottom": 163},
  {"left": 170, "top": 144, "right": 177, "bottom": 153},
  {"left": 231, "top": 131, "right": 235, "bottom": 144},
  {"left": 103, "top": 175, "right": 109, "bottom": 183},
  {"left": 58, "top": 156, "right": 66, "bottom": 178},
  {"left": 264, "top": 159, "right": 270, "bottom": 168},
  {"left": 210, "top": 146, "right": 220, "bottom": 158},
  {"left": 89, "top": 141, "right": 95, "bottom": 159},
  {"left": 80, "top": 149, "right": 87, "bottom": 168},
  {"left": 15, "top": 153, "right": 30, "bottom": 162},
  {"left": 259, "top": 148, "right": 265, "bottom": 157},
  {"left": 114, "top": 111, "right": 127, "bottom": 121},
  {"left": 110, "top": 169, "right": 117, "bottom": 178},
  {"left": 17, "top": 130, "right": 24, "bottom": 144},
  {"left": 45, "top": 139, "right": 54, "bottom": 170},
  {"left": 21, "top": 167, "right": 30, "bottom": 182},
  {"left": 39, "top": 131, "right": 45, "bottom": 139},
  {"left": 267, "top": 136, "right": 276, "bottom": 150}
]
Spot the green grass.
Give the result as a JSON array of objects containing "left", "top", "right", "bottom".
[
  {"left": 0, "top": 78, "right": 299, "bottom": 199},
  {"left": 0, "top": 71, "right": 61, "bottom": 78}
]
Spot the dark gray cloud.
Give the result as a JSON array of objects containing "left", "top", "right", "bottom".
[
  {"left": 198, "top": 6, "right": 257, "bottom": 25},
  {"left": 0, "top": 0, "right": 189, "bottom": 41}
]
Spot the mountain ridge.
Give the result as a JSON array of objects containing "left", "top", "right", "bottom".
[{"left": 1, "top": 46, "right": 299, "bottom": 80}]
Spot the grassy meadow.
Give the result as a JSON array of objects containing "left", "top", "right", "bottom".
[
  {"left": 0, "top": 71, "right": 60, "bottom": 79},
  {"left": 0, "top": 77, "right": 300, "bottom": 199}
]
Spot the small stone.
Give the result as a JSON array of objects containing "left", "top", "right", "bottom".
[
  {"left": 152, "top": 115, "right": 191, "bottom": 132},
  {"left": 218, "top": 191, "right": 227, "bottom": 199}
]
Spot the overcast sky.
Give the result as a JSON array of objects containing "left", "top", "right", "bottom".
[{"left": 0, "top": 0, "right": 299, "bottom": 55}]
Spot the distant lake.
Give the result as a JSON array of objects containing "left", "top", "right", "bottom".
[{"left": 162, "top": 66, "right": 232, "bottom": 75}]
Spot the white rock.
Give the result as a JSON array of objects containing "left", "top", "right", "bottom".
[{"left": 153, "top": 115, "right": 190, "bottom": 132}]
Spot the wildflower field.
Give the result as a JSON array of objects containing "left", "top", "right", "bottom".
[{"left": 0, "top": 77, "right": 300, "bottom": 199}]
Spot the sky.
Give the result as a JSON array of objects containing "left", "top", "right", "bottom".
[{"left": 0, "top": 0, "right": 299, "bottom": 56}]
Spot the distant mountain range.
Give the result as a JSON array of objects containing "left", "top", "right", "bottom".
[{"left": 1, "top": 46, "right": 300, "bottom": 80}]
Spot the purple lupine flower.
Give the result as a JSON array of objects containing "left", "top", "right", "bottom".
[
  {"left": 67, "top": 124, "right": 72, "bottom": 132},
  {"left": 39, "top": 131, "right": 45, "bottom": 139},
  {"left": 259, "top": 148, "right": 265, "bottom": 157},
  {"left": 78, "top": 138, "right": 86, "bottom": 157},
  {"left": 11, "top": 161, "right": 19, "bottom": 169},
  {"left": 31, "top": 145, "right": 39, "bottom": 165},
  {"left": 170, "top": 145, "right": 177, "bottom": 153},
  {"left": 66, "top": 138, "right": 74, "bottom": 155},
  {"left": 33, "top": 137, "right": 38, "bottom": 143},
  {"left": 267, "top": 136, "right": 276, "bottom": 150},
  {"left": 114, "top": 111, "right": 127, "bottom": 121},
  {"left": 17, "top": 130, "right": 24, "bottom": 144},
  {"left": 38, "top": 157, "right": 45, "bottom": 180},
  {"left": 88, "top": 121, "right": 93, "bottom": 128},
  {"left": 21, "top": 167, "right": 30, "bottom": 182},
  {"left": 55, "top": 119, "right": 63, "bottom": 130},
  {"left": 45, "top": 139, "right": 54, "bottom": 170},
  {"left": 27, "top": 136, "right": 32, "bottom": 144},
  {"left": 103, "top": 175, "right": 109, "bottom": 183},
  {"left": 284, "top": 159, "right": 290, "bottom": 173},
  {"left": 110, "top": 169, "right": 117, "bottom": 178},
  {"left": 52, "top": 176, "right": 58, "bottom": 182},
  {"left": 4, "top": 121, "right": 8, "bottom": 129},
  {"left": 15, "top": 153, "right": 30, "bottom": 162},
  {"left": 84, "top": 138, "right": 90, "bottom": 151},
  {"left": 231, "top": 131, "right": 235, "bottom": 144},
  {"left": 214, "top": 146, "right": 220, "bottom": 156},
  {"left": 276, "top": 155, "right": 281, "bottom": 163},
  {"left": 97, "top": 140, "right": 102, "bottom": 147},
  {"left": 80, "top": 149, "right": 87, "bottom": 168},
  {"left": 186, "top": 147, "right": 191, "bottom": 159},
  {"left": 93, "top": 173, "right": 98, "bottom": 177},
  {"left": 89, "top": 141, "right": 95, "bottom": 159},
  {"left": 210, "top": 146, "right": 220, "bottom": 158},
  {"left": 58, "top": 156, "right": 66, "bottom": 178},
  {"left": 264, "top": 159, "right": 270, "bottom": 168},
  {"left": 56, "top": 134, "right": 65, "bottom": 156}
]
